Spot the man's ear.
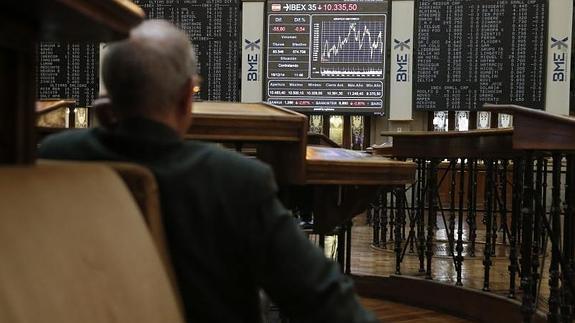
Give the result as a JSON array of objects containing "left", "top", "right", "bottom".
[
  {"left": 177, "top": 78, "right": 194, "bottom": 117},
  {"left": 93, "top": 96, "right": 117, "bottom": 129}
]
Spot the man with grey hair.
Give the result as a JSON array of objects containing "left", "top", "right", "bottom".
[{"left": 39, "top": 20, "right": 377, "bottom": 323}]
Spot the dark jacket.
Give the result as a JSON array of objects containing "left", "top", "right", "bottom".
[{"left": 39, "top": 117, "right": 377, "bottom": 323}]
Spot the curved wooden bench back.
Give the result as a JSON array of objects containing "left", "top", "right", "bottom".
[
  {"left": 0, "top": 164, "right": 185, "bottom": 323},
  {"left": 103, "top": 162, "right": 177, "bottom": 286},
  {"left": 39, "top": 160, "right": 175, "bottom": 280}
]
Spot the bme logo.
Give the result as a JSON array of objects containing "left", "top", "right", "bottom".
[
  {"left": 551, "top": 37, "right": 569, "bottom": 82},
  {"left": 245, "top": 39, "right": 260, "bottom": 81},
  {"left": 393, "top": 38, "right": 411, "bottom": 51},
  {"left": 244, "top": 39, "right": 261, "bottom": 51},
  {"left": 394, "top": 39, "right": 410, "bottom": 82}
]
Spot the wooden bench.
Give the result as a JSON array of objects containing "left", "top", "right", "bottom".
[{"left": 0, "top": 163, "right": 184, "bottom": 322}]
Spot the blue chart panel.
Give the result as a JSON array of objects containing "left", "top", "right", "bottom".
[
  {"left": 265, "top": 0, "right": 388, "bottom": 114},
  {"left": 311, "top": 14, "right": 387, "bottom": 78},
  {"left": 320, "top": 21, "right": 385, "bottom": 64}
]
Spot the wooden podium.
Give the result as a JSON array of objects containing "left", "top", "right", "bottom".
[{"left": 187, "top": 101, "right": 308, "bottom": 184}]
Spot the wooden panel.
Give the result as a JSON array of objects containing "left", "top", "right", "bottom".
[
  {"left": 187, "top": 101, "right": 307, "bottom": 142},
  {"left": 380, "top": 129, "right": 515, "bottom": 159},
  {"left": 483, "top": 104, "right": 575, "bottom": 151}
]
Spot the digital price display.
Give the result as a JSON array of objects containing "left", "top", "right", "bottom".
[
  {"left": 265, "top": 1, "right": 388, "bottom": 114},
  {"left": 414, "top": 0, "right": 547, "bottom": 111},
  {"left": 134, "top": 0, "right": 241, "bottom": 102},
  {"left": 37, "top": 42, "right": 99, "bottom": 107}
]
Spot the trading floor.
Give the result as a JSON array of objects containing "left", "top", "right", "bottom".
[{"left": 1, "top": 0, "right": 574, "bottom": 322}]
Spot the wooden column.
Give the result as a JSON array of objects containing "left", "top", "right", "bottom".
[
  {"left": 0, "top": 21, "right": 37, "bottom": 164},
  {"left": 342, "top": 115, "right": 351, "bottom": 149}
]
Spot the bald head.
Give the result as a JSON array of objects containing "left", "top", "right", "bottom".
[{"left": 102, "top": 20, "right": 197, "bottom": 118}]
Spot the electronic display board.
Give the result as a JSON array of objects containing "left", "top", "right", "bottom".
[
  {"left": 414, "top": 0, "right": 548, "bottom": 111},
  {"left": 134, "top": 0, "right": 241, "bottom": 102},
  {"left": 265, "top": 0, "right": 388, "bottom": 114},
  {"left": 37, "top": 42, "right": 99, "bottom": 107},
  {"left": 37, "top": 0, "right": 242, "bottom": 105}
]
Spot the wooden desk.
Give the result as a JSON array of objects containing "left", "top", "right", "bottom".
[
  {"left": 304, "top": 146, "right": 415, "bottom": 248},
  {"left": 306, "top": 146, "right": 414, "bottom": 186},
  {"left": 186, "top": 102, "right": 416, "bottom": 238},
  {"left": 186, "top": 102, "right": 415, "bottom": 185}
]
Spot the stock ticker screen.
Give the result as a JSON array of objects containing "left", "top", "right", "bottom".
[
  {"left": 414, "top": 0, "right": 548, "bottom": 111},
  {"left": 265, "top": 1, "right": 388, "bottom": 114},
  {"left": 134, "top": 0, "right": 241, "bottom": 102},
  {"left": 38, "top": 0, "right": 242, "bottom": 105},
  {"left": 37, "top": 42, "right": 99, "bottom": 107}
]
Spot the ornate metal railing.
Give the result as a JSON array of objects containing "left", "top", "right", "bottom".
[{"left": 373, "top": 105, "right": 575, "bottom": 322}]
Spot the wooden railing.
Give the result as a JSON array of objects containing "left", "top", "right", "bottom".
[{"left": 372, "top": 105, "right": 575, "bottom": 323}]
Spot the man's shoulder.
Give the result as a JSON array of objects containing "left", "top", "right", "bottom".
[
  {"left": 42, "top": 128, "right": 94, "bottom": 145},
  {"left": 183, "top": 141, "right": 276, "bottom": 192},
  {"left": 39, "top": 129, "right": 98, "bottom": 159}
]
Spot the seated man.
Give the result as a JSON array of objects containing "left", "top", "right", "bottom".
[{"left": 39, "top": 20, "right": 377, "bottom": 323}]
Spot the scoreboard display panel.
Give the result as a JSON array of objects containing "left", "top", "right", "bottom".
[
  {"left": 37, "top": 42, "right": 99, "bottom": 107},
  {"left": 265, "top": 0, "right": 388, "bottom": 114},
  {"left": 413, "top": 0, "right": 548, "bottom": 111},
  {"left": 134, "top": 0, "right": 241, "bottom": 102}
]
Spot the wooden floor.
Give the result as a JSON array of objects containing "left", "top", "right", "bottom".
[
  {"left": 360, "top": 297, "right": 471, "bottom": 322},
  {"left": 308, "top": 213, "right": 556, "bottom": 321},
  {"left": 322, "top": 214, "right": 552, "bottom": 316}
]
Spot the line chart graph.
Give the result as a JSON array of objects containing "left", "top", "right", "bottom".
[
  {"left": 320, "top": 66, "right": 382, "bottom": 77},
  {"left": 320, "top": 21, "right": 385, "bottom": 64}
]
